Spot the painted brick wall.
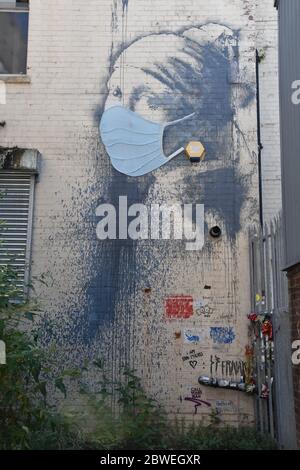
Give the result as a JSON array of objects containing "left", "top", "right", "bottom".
[
  {"left": 0, "top": 0, "right": 280, "bottom": 425},
  {"left": 256, "top": 1, "right": 282, "bottom": 222},
  {"left": 288, "top": 265, "right": 300, "bottom": 448}
]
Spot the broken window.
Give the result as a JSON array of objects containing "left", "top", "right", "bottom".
[{"left": 0, "top": 1, "right": 29, "bottom": 75}]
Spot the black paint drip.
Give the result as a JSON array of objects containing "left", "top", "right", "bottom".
[{"left": 122, "top": 0, "right": 129, "bottom": 12}]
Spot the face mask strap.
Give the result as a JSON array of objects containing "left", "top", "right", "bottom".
[
  {"left": 162, "top": 112, "right": 196, "bottom": 160},
  {"left": 164, "top": 112, "right": 196, "bottom": 128}
]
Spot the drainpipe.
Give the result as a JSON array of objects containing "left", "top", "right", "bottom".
[{"left": 256, "top": 49, "right": 264, "bottom": 227}]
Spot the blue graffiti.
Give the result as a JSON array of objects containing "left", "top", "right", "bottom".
[
  {"left": 185, "top": 334, "right": 200, "bottom": 343},
  {"left": 210, "top": 327, "right": 236, "bottom": 344},
  {"left": 85, "top": 23, "right": 254, "bottom": 338}
]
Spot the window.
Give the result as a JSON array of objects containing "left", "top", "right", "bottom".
[
  {"left": 0, "top": 171, "right": 35, "bottom": 294},
  {"left": 0, "top": 1, "right": 29, "bottom": 75}
]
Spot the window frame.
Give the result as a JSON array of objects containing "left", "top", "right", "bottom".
[
  {"left": 0, "top": 1, "right": 30, "bottom": 77},
  {"left": 0, "top": 1, "right": 29, "bottom": 12},
  {"left": 24, "top": 172, "right": 35, "bottom": 296}
]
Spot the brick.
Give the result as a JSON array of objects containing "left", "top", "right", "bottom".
[{"left": 0, "top": 0, "right": 281, "bottom": 431}]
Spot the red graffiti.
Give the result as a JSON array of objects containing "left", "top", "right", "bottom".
[
  {"left": 165, "top": 296, "right": 193, "bottom": 319},
  {"left": 184, "top": 397, "right": 212, "bottom": 414}
]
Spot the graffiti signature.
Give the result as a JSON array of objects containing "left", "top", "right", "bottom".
[
  {"left": 198, "top": 305, "right": 215, "bottom": 318},
  {"left": 184, "top": 397, "right": 212, "bottom": 414},
  {"left": 210, "top": 327, "right": 236, "bottom": 344}
]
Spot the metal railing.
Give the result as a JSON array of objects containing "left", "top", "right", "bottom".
[{"left": 249, "top": 215, "right": 297, "bottom": 448}]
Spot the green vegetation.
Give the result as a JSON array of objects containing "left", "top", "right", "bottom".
[
  {"left": 75, "top": 364, "right": 276, "bottom": 450},
  {"left": 167, "top": 421, "right": 277, "bottom": 450},
  {"left": 0, "top": 285, "right": 277, "bottom": 451},
  {"left": 0, "top": 209, "right": 276, "bottom": 450},
  {"left": 0, "top": 205, "right": 80, "bottom": 449},
  {"left": 0, "top": 261, "right": 81, "bottom": 449}
]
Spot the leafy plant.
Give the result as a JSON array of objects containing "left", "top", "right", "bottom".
[
  {"left": 209, "top": 408, "right": 221, "bottom": 426},
  {"left": 0, "top": 205, "right": 79, "bottom": 450},
  {"left": 169, "top": 421, "right": 277, "bottom": 450},
  {"left": 77, "top": 363, "right": 169, "bottom": 450},
  {"left": 71, "top": 361, "right": 277, "bottom": 450},
  {"left": 0, "top": 193, "right": 277, "bottom": 451}
]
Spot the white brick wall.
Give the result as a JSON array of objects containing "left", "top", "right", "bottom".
[
  {"left": 256, "top": 0, "right": 282, "bottom": 222},
  {"left": 0, "top": 0, "right": 281, "bottom": 425}
]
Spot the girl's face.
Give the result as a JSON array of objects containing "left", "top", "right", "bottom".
[
  {"left": 102, "top": 25, "right": 254, "bottom": 238},
  {"left": 105, "top": 28, "right": 238, "bottom": 159}
]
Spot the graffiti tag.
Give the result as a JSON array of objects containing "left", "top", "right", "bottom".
[
  {"left": 182, "top": 349, "right": 203, "bottom": 362},
  {"left": 183, "top": 329, "right": 203, "bottom": 343},
  {"left": 184, "top": 397, "right": 212, "bottom": 414},
  {"left": 210, "top": 355, "right": 245, "bottom": 377},
  {"left": 191, "top": 387, "right": 203, "bottom": 399},
  {"left": 165, "top": 296, "right": 193, "bottom": 319},
  {"left": 189, "top": 361, "right": 197, "bottom": 369},
  {"left": 210, "top": 327, "right": 235, "bottom": 344},
  {"left": 198, "top": 305, "right": 214, "bottom": 318},
  {"left": 215, "top": 400, "right": 236, "bottom": 412},
  {"left": 182, "top": 349, "right": 204, "bottom": 369}
]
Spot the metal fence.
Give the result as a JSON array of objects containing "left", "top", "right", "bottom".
[{"left": 249, "top": 216, "right": 297, "bottom": 449}]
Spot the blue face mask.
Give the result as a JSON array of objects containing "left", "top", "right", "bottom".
[{"left": 100, "top": 106, "right": 195, "bottom": 177}]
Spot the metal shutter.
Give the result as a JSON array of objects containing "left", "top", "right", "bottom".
[{"left": 0, "top": 171, "right": 35, "bottom": 293}]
